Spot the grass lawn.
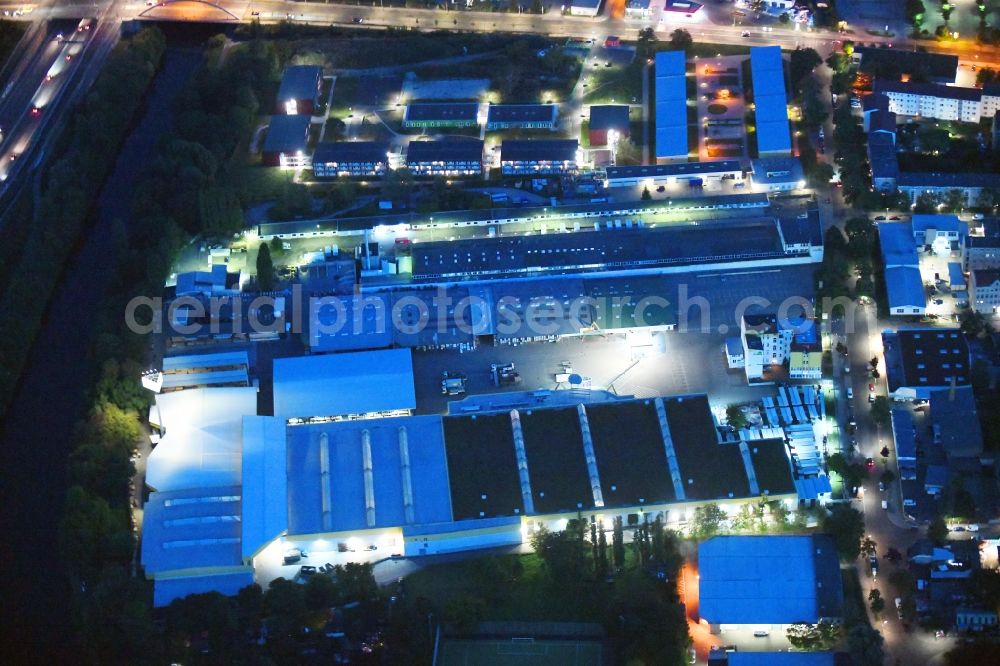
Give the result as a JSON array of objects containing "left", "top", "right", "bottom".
[
  {"left": 437, "top": 637, "right": 602, "bottom": 666},
  {"left": 583, "top": 62, "right": 643, "bottom": 105},
  {"left": 403, "top": 552, "right": 656, "bottom": 625}
]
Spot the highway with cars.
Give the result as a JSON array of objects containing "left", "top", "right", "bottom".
[{"left": 0, "top": 18, "right": 94, "bottom": 184}]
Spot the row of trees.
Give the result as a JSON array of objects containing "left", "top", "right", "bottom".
[
  {"left": 61, "top": 36, "right": 290, "bottom": 661},
  {"left": 0, "top": 28, "right": 166, "bottom": 419},
  {"left": 530, "top": 517, "right": 689, "bottom": 665}
]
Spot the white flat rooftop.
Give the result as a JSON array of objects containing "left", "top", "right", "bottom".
[{"left": 146, "top": 386, "right": 259, "bottom": 492}]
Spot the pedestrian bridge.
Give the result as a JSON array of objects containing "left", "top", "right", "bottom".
[{"left": 137, "top": 0, "right": 247, "bottom": 21}]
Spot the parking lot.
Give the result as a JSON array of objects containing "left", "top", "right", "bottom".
[{"left": 412, "top": 264, "right": 816, "bottom": 414}]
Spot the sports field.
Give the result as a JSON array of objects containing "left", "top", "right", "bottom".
[{"left": 437, "top": 637, "right": 602, "bottom": 666}]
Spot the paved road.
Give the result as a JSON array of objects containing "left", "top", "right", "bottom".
[
  {"left": 3, "top": 0, "right": 996, "bottom": 70},
  {"left": 836, "top": 302, "right": 959, "bottom": 664}
]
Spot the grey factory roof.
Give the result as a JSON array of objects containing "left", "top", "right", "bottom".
[
  {"left": 500, "top": 139, "right": 579, "bottom": 163},
  {"left": 440, "top": 393, "right": 794, "bottom": 520},
  {"left": 406, "top": 139, "right": 484, "bottom": 163},
  {"left": 262, "top": 115, "right": 311, "bottom": 154},
  {"left": 277, "top": 65, "right": 322, "bottom": 103},
  {"left": 410, "top": 218, "right": 792, "bottom": 281},
  {"left": 257, "top": 192, "right": 770, "bottom": 238},
  {"left": 312, "top": 141, "right": 390, "bottom": 165},
  {"left": 605, "top": 160, "right": 742, "bottom": 180}
]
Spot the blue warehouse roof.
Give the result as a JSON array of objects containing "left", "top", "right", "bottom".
[
  {"left": 729, "top": 654, "right": 835, "bottom": 666},
  {"left": 891, "top": 408, "right": 916, "bottom": 460},
  {"left": 699, "top": 535, "right": 843, "bottom": 625},
  {"left": 655, "top": 50, "right": 688, "bottom": 159},
  {"left": 286, "top": 415, "right": 454, "bottom": 535},
  {"left": 912, "top": 214, "right": 967, "bottom": 238},
  {"left": 878, "top": 222, "right": 918, "bottom": 267},
  {"left": 141, "top": 485, "right": 249, "bottom": 598},
  {"left": 241, "top": 416, "right": 289, "bottom": 560},
  {"left": 750, "top": 46, "right": 791, "bottom": 155},
  {"left": 272, "top": 348, "right": 416, "bottom": 420},
  {"left": 885, "top": 266, "right": 926, "bottom": 311}
]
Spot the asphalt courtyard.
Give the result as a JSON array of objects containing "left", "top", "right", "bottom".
[{"left": 412, "top": 264, "right": 816, "bottom": 414}]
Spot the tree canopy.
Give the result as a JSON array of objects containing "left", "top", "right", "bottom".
[{"left": 822, "top": 504, "right": 866, "bottom": 560}]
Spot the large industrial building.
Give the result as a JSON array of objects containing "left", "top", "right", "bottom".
[
  {"left": 748, "top": 46, "right": 791, "bottom": 157},
  {"left": 698, "top": 534, "right": 843, "bottom": 633},
  {"left": 603, "top": 160, "right": 744, "bottom": 188},
  {"left": 142, "top": 380, "right": 820, "bottom": 607},
  {"left": 654, "top": 50, "right": 689, "bottom": 161}
]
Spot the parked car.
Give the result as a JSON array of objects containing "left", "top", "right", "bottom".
[
  {"left": 299, "top": 565, "right": 317, "bottom": 577},
  {"left": 933, "top": 299, "right": 944, "bottom": 305}
]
